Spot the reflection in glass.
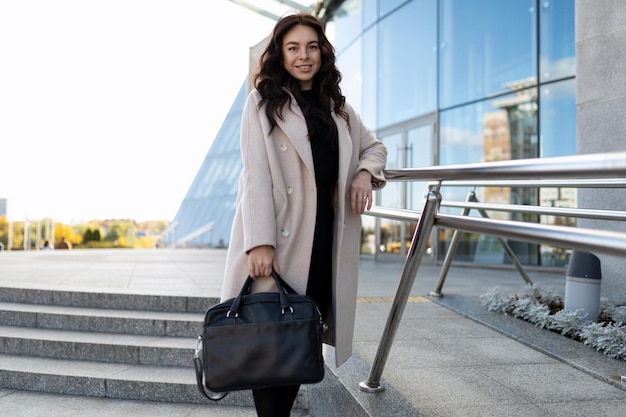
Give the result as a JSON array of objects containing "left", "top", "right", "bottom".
[
  {"left": 440, "top": 87, "right": 538, "bottom": 165},
  {"left": 439, "top": 87, "right": 539, "bottom": 264},
  {"left": 439, "top": 0, "right": 537, "bottom": 108}
]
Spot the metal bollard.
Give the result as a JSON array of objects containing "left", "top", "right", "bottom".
[{"left": 564, "top": 250, "right": 602, "bottom": 322}]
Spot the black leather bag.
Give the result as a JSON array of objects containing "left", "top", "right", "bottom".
[{"left": 194, "top": 270, "right": 325, "bottom": 401}]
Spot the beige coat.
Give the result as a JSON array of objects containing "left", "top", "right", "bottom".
[{"left": 221, "top": 89, "right": 386, "bottom": 367}]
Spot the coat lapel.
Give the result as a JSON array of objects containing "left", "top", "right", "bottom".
[
  {"left": 275, "top": 98, "right": 315, "bottom": 177},
  {"left": 333, "top": 111, "right": 353, "bottom": 194},
  {"left": 274, "top": 95, "right": 353, "bottom": 188}
]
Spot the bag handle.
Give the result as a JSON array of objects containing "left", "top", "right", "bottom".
[{"left": 228, "top": 270, "right": 293, "bottom": 315}]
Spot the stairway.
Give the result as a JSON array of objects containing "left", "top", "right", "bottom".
[{"left": 0, "top": 287, "right": 309, "bottom": 411}]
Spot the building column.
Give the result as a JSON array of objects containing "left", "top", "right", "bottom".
[{"left": 576, "top": 0, "right": 626, "bottom": 303}]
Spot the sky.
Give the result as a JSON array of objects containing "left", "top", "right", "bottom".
[{"left": 0, "top": 0, "right": 281, "bottom": 224}]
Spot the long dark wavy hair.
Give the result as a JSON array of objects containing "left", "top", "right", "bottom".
[{"left": 254, "top": 13, "right": 349, "bottom": 132}]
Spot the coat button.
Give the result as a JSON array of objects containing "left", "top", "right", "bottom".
[
  {"left": 280, "top": 229, "right": 290, "bottom": 237},
  {"left": 279, "top": 144, "right": 288, "bottom": 152},
  {"left": 286, "top": 186, "right": 293, "bottom": 195}
]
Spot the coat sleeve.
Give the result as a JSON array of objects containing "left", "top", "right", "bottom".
[
  {"left": 347, "top": 103, "right": 387, "bottom": 190},
  {"left": 239, "top": 91, "right": 277, "bottom": 252}
]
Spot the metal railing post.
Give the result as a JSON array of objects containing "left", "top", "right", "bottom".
[
  {"left": 430, "top": 190, "right": 533, "bottom": 298},
  {"left": 429, "top": 190, "right": 474, "bottom": 298},
  {"left": 359, "top": 190, "right": 441, "bottom": 393},
  {"left": 473, "top": 203, "right": 533, "bottom": 286}
]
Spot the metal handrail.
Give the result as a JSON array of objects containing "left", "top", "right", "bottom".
[
  {"left": 427, "top": 178, "right": 626, "bottom": 188},
  {"left": 359, "top": 151, "right": 626, "bottom": 393},
  {"left": 440, "top": 201, "right": 626, "bottom": 221},
  {"left": 384, "top": 151, "right": 626, "bottom": 181},
  {"left": 436, "top": 213, "right": 626, "bottom": 257}
]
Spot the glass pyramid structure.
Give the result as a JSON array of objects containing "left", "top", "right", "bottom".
[{"left": 161, "top": 81, "right": 247, "bottom": 247}]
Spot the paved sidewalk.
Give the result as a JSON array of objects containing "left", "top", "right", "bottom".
[{"left": 0, "top": 248, "right": 624, "bottom": 416}]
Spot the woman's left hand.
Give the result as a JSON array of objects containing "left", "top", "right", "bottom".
[{"left": 350, "top": 170, "right": 373, "bottom": 214}]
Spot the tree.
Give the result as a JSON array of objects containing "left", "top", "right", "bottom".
[
  {"left": 104, "top": 224, "right": 122, "bottom": 243},
  {"left": 54, "top": 223, "right": 81, "bottom": 246},
  {"left": 83, "top": 228, "right": 94, "bottom": 243},
  {"left": 0, "top": 216, "right": 8, "bottom": 248}
]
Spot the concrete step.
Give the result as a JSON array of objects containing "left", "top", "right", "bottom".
[
  {"left": 0, "top": 325, "right": 195, "bottom": 367},
  {"left": 0, "top": 287, "right": 216, "bottom": 313},
  {"left": 0, "top": 389, "right": 313, "bottom": 417},
  {"left": 0, "top": 353, "right": 253, "bottom": 406},
  {"left": 0, "top": 286, "right": 319, "bottom": 413},
  {"left": 0, "top": 353, "right": 313, "bottom": 410},
  {"left": 0, "top": 301, "right": 204, "bottom": 337}
]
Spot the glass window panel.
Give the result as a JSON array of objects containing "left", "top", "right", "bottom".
[
  {"left": 438, "top": 90, "right": 540, "bottom": 265},
  {"left": 407, "top": 124, "right": 434, "bottom": 257},
  {"left": 380, "top": 0, "right": 410, "bottom": 17},
  {"left": 406, "top": 124, "right": 433, "bottom": 209},
  {"left": 439, "top": 0, "right": 537, "bottom": 108},
  {"left": 440, "top": 89, "right": 538, "bottom": 166},
  {"left": 539, "top": 185, "right": 576, "bottom": 267},
  {"left": 361, "top": 213, "right": 377, "bottom": 254},
  {"left": 540, "top": 0, "right": 575, "bottom": 82},
  {"left": 337, "top": 37, "right": 363, "bottom": 113},
  {"left": 378, "top": 0, "right": 437, "bottom": 127},
  {"left": 540, "top": 79, "right": 576, "bottom": 157},
  {"left": 332, "top": 0, "right": 363, "bottom": 54},
  {"left": 363, "top": 0, "right": 377, "bottom": 28},
  {"left": 379, "top": 132, "right": 403, "bottom": 208},
  {"left": 539, "top": 78, "right": 576, "bottom": 267},
  {"left": 378, "top": 132, "right": 404, "bottom": 255},
  {"left": 362, "top": 27, "right": 377, "bottom": 128}
]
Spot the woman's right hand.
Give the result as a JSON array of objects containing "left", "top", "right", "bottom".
[{"left": 248, "top": 245, "right": 280, "bottom": 278}]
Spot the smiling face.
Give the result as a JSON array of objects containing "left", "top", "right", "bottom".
[{"left": 282, "top": 24, "right": 321, "bottom": 90}]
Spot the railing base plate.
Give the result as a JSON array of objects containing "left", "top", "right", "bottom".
[
  {"left": 429, "top": 290, "right": 444, "bottom": 298},
  {"left": 359, "top": 381, "right": 385, "bottom": 393}
]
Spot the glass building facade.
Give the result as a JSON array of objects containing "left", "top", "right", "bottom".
[
  {"left": 167, "top": 0, "right": 576, "bottom": 268},
  {"left": 161, "top": 82, "right": 247, "bottom": 247},
  {"left": 331, "top": 0, "right": 576, "bottom": 266}
]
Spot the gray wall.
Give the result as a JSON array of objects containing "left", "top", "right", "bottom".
[{"left": 576, "top": 0, "right": 626, "bottom": 303}]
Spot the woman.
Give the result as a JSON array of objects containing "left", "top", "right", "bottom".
[{"left": 221, "top": 13, "right": 387, "bottom": 416}]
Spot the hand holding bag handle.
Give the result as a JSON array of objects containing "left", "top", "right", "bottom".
[{"left": 228, "top": 271, "right": 292, "bottom": 316}]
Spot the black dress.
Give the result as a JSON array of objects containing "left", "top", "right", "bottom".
[
  {"left": 252, "top": 90, "right": 339, "bottom": 417},
  {"left": 299, "top": 89, "right": 338, "bottom": 322}
]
